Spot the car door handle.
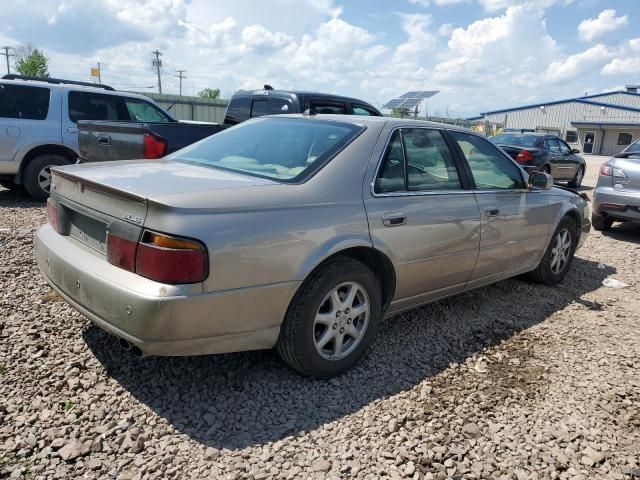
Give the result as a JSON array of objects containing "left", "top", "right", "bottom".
[
  {"left": 97, "top": 134, "right": 111, "bottom": 146},
  {"left": 66, "top": 127, "right": 78, "bottom": 133},
  {"left": 382, "top": 212, "right": 407, "bottom": 227},
  {"left": 484, "top": 207, "right": 500, "bottom": 217}
]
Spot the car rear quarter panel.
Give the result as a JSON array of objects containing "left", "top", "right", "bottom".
[{"left": 142, "top": 122, "right": 384, "bottom": 294}]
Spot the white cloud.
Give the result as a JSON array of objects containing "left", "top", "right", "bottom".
[
  {"left": 545, "top": 44, "right": 615, "bottom": 82},
  {"left": 438, "top": 23, "right": 453, "bottom": 37},
  {"left": 407, "top": 0, "right": 430, "bottom": 5},
  {"left": 577, "top": 9, "right": 628, "bottom": 42},
  {"left": 241, "top": 25, "right": 292, "bottom": 52},
  {"left": 629, "top": 38, "right": 640, "bottom": 52},
  {"left": 601, "top": 57, "right": 640, "bottom": 76}
]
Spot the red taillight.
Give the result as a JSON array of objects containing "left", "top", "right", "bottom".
[
  {"left": 107, "top": 234, "right": 138, "bottom": 272},
  {"left": 47, "top": 199, "right": 59, "bottom": 233},
  {"left": 516, "top": 149, "right": 534, "bottom": 163},
  {"left": 143, "top": 133, "right": 167, "bottom": 159},
  {"left": 107, "top": 230, "right": 207, "bottom": 284}
]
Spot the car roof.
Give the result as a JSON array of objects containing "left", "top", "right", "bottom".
[
  {"left": 232, "top": 89, "right": 377, "bottom": 105},
  {"left": 266, "top": 113, "right": 473, "bottom": 132},
  {"left": 0, "top": 78, "right": 157, "bottom": 102}
]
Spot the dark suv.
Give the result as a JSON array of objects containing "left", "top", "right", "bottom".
[{"left": 224, "top": 87, "right": 382, "bottom": 125}]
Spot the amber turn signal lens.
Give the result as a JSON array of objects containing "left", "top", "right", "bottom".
[{"left": 147, "top": 232, "right": 203, "bottom": 251}]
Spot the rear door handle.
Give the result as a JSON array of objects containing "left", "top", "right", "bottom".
[
  {"left": 66, "top": 127, "right": 78, "bottom": 133},
  {"left": 485, "top": 207, "right": 500, "bottom": 217},
  {"left": 97, "top": 134, "right": 111, "bottom": 146},
  {"left": 382, "top": 212, "right": 407, "bottom": 227}
]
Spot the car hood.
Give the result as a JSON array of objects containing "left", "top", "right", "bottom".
[{"left": 56, "top": 159, "right": 278, "bottom": 199}]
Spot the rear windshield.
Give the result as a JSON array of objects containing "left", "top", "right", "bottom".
[
  {"left": 170, "top": 117, "right": 363, "bottom": 182},
  {"left": 491, "top": 134, "right": 539, "bottom": 148}
]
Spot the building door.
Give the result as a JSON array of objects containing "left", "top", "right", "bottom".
[{"left": 583, "top": 131, "right": 596, "bottom": 154}]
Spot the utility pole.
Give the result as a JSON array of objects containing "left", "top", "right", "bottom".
[
  {"left": 97, "top": 61, "right": 102, "bottom": 84},
  {"left": 175, "top": 70, "right": 186, "bottom": 96},
  {"left": 1, "top": 46, "right": 14, "bottom": 75},
  {"left": 152, "top": 50, "right": 163, "bottom": 94}
]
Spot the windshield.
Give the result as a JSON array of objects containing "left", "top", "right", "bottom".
[
  {"left": 491, "top": 133, "right": 539, "bottom": 148},
  {"left": 169, "top": 117, "right": 363, "bottom": 182}
]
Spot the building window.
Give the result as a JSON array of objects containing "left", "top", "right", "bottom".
[
  {"left": 617, "top": 133, "right": 633, "bottom": 146},
  {"left": 565, "top": 131, "right": 578, "bottom": 143}
]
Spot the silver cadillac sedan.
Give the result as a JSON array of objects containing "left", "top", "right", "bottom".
[{"left": 35, "top": 115, "right": 591, "bottom": 377}]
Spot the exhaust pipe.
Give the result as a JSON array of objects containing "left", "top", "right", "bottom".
[
  {"left": 118, "top": 337, "right": 131, "bottom": 350},
  {"left": 130, "top": 346, "right": 144, "bottom": 358}
]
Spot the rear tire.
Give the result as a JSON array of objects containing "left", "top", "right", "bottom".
[
  {"left": 277, "top": 257, "right": 382, "bottom": 378},
  {"left": 591, "top": 213, "right": 613, "bottom": 231},
  {"left": 528, "top": 217, "right": 577, "bottom": 285},
  {"left": 568, "top": 166, "right": 584, "bottom": 188},
  {"left": 23, "top": 154, "right": 70, "bottom": 201}
]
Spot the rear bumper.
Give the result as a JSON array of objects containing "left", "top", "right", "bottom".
[
  {"left": 35, "top": 224, "right": 299, "bottom": 356},
  {"left": 593, "top": 187, "right": 640, "bottom": 222}
]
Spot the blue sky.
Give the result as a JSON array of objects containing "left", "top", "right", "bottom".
[{"left": 0, "top": 0, "right": 638, "bottom": 117}]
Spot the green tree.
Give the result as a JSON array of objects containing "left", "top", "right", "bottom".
[
  {"left": 198, "top": 87, "right": 220, "bottom": 99},
  {"left": 15, "top": 44, "right": 49, "bottom": 77}
]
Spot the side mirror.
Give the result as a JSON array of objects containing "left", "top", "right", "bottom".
[
  {"left": 570, "top": 148, "right": 580, "bottom": 154},
  {"left": 529, "top": 171, "right": 553, "bottom": 190}
]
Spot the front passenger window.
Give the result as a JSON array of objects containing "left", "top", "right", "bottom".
[{"left": 450, "top": 131, "right": 524, "bottom": 190}]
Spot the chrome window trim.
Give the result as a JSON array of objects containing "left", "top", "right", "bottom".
[{"left": 370, "top": 126, "right": 466, "bottom": 198}]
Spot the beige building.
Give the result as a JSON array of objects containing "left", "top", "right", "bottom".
[{"left": 469, "top": 86, "right": 640, "bottom": 156}]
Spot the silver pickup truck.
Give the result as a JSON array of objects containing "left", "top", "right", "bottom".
[{"left": 0, "top": 75, "right": 176, "bottom": 200}]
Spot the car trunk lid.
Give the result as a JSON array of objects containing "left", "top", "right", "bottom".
[{"left": 612, "top": 157, "right": 640, "bottom": 192}]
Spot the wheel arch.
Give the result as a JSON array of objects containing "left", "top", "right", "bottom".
[
  {"left": 16, "top": 144, "right": 78, "bottom": 184},
  {"left": 294, "top": 242, "right": 397, "bottom": 313}
]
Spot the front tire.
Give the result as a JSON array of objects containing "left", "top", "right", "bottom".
[
  {"left": 568, "top": 166, "right": 584, "bottom": 188},
  {"left": 528, "top": 217, "right": 577, "bottom": 285},
  {"left": 277, "top": 257, "right": 382, "bottom": 378},
  {"left": 23, "top": 154, "right": 70, "bottom": 201},
  {"left": 591, "top": 213, "right": 613, "bottom": 231}
]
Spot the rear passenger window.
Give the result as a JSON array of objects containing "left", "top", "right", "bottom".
[
  {"left": 403, "top": 129, "right": 461, "bottom": 191},
  {"left": 376, "top": 131, "right": 405, "bottom": 193},
  {"left": 352, "top": 104, "right": 378, "bottom": 116},
  {"left": 125, "top": 98, "right": 171, "bottom": 122},
  {"left": 250, "top": 98, "right": 292, "bottom": 117},
  {"left": 69, "top": 91, "right": 129, "bottom": 123},
  {"left": 450, "top": 131, "right": 524, "bottom": 190},
  {"left": 375, "top": 129, "right": 461, "bottom": 193},
  {"left": 310, "top": 101, "right": 346, "bottom": 114},
  {"left": 0, "top": 84, "right": 50, "bottom": 120}
]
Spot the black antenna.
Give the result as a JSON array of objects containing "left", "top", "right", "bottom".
[{"left": 263, "top": 84, "right": 274, "bottom": 90}]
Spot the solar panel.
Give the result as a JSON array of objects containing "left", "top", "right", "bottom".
[
  {"left": 399, "top": 91, "right": 422, "bottom": 99},
  {"left": 383, "top": 98, "right": 405, "bottom": 108},
  {"left": 415, "top": 90, "right": 439, "bottom": 99},
  {"left": 399, "top": 98, "right": 422, "bottom": 108},
  {"left": 398, "top": 90, "right": 439, "bottom": 99}
]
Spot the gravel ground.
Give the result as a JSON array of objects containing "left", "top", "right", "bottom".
[{"left": 1, "top": 155, "right": 639, "bottom": 480}]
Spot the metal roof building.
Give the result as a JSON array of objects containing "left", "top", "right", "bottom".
[{"left": 469, "top": 86, "right": 640, "bottom": 156}]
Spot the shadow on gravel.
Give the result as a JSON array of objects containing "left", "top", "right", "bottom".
[
  {"left": 0, "top": 187, "right": 43, "bottom": 208},
  {"left": 84, "top": 257, "right": 614, "bottom": 450},
  {"left": 602, "top": 222, "right": 640, "bottom": 245}
]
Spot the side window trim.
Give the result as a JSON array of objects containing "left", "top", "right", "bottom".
[
  {"left": 446, "top": 130, "right": 527, "bottom": 192},
  {"left": 371, "top": 127, "right": 473, "bottom": 197}
]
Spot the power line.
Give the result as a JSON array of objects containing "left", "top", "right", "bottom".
[
  {"left": 1, "top": 46, "right": 14, "bottom": 75},
  {"left": 175, "top": 70, "right": 187, "bottom": 96},
  {"left": 152, "top": 50, "right": 162, "bottom": 94}
]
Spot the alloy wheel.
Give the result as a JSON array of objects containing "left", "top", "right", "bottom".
[
  {"left": 313, "top": 281, "right": 370, "bottom": 361},
  {"left": 550, "top": 228, "right": 571, "bottom": 275},
  {"left": 37, "top": 166, "right": 52, "bottom": 193}
]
